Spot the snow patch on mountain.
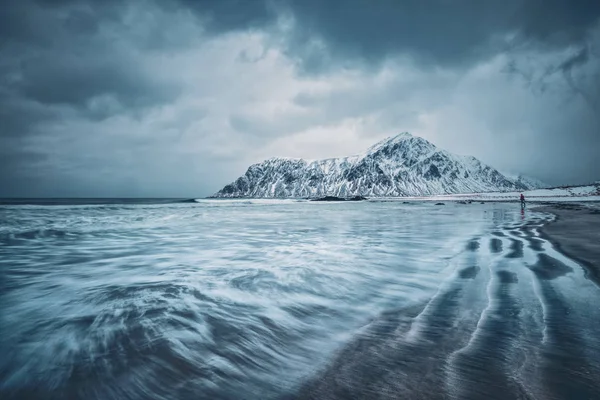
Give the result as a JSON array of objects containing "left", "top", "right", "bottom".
[{"left": 502, "top": 172, "right": 549, "bottom": 190}]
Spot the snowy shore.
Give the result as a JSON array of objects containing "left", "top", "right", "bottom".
[{"left": 369, "top": 183, "right": 600, "bottom": 203}]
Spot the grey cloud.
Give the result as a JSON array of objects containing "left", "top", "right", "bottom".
[
  {"left": 0, "top": 0, "right": 120, "bottom": 47},
  {"left": 172, "top": 0, "right": 276, "bottom": 34},
  {"left": 283, "top": 1, "right": 511, "bottom": 73},
  {"left": 230, "top": 67, "right": 455, "bottom": 140},
  {"left": 557, "top": 46, "right": 590, "bottom": 72},
  {"left": 4, "top": 0, "right": 598, "bottom": 119},
  {"left": 555, "top": 47, "right": 599, "bottom": 111},
  {"left": 0, "top": 91, "right": 59, "bottom": 137},
  {"left": 0, "top": 1, "right": 181, "bottom": 114},
  {"left": 11, "top": 53, "right": 179, "bottom": 111},
  {"left": 280, "top": 0, "right": 600, "bottom": 74},
  {"left": 505, "top": 43, "right": 600, "bottom": 114},
  {"left": 152, "top": 0, "right": 600, "bottom": 76},
  {"left": 516, "top": 0, "right": 600, "bottom": 46},
  {"left": 0, "top": 0, "right": 189, "bottom": 196}
]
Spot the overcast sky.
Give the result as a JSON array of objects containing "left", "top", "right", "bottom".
[{"left": 1, "top": 0, "right": 599, "bottom": 197}]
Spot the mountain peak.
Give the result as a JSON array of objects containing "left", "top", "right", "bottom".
[
  {"left": 365, "top": 132, "right": 434, "bottom": 157},
  {"left": 368, "top": 132, "right": 412, "bottom": 149},
  {"left": 389, "top": 131, "right": 413, "bottom": 140}
]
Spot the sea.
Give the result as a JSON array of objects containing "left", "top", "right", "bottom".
[{"left": 1, "top": 198, "right": 599, "bottom": 399}]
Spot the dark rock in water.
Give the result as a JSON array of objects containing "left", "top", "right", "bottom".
[
  {"left": 311, "top": 196, "right": 344, "bottom": 202},
  {"left": 177, "top": 198, "right": 199, "bottom": 203},
  {"left": 403, "top": 201, "right": 410, "bottom": 204},
  {"left": 348, "top": 196, "right": 368, "bottom": 201},
  {"left": 435, "top": 202, "right": 445, "bottom": 205},
  {"left": 311, "top": 195, "right": 367, "bottom": 202},
  {"left": 480, "top": 201, "right": 485, "bottom": 204}
]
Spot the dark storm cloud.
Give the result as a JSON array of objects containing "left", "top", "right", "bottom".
[
  {"left": 280, "top": 0, "right": 600, "bottom": 73},
  {"left": 0, "top": 0, "right": 184, "bottom": 196},
  {"left": 516, "top": 0, "right": 600, "bottom": 46},
  {"left": 552, "top": 46, "right": 599, "bottom": 111},
  {"left": 0, "top": 0, "right": 117, "bottom": 46},
  {"left": 0, "top": 1, "right": 180, "bottom": 111},
  {"left": 172, "top": 0, "right": 276, "bottom": 33},
  {"left": 0, "top": 0, "right": 273, "bottom": 132},
  {"left": 3, "top": 0, "right": 599, "bottom": 110},
  {"left": 12, "top": 53, "right": 178, "bottom": 111},
  {"left": 0, "top": 90, "right": 57, "bottom": 136}
]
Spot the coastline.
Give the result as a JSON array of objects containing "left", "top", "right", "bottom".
[{"left": 535, "top": 203, "right": 600, "bottom": 287}]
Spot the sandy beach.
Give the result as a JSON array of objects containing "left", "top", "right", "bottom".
[
  {"left": 292, "top": 202, "right": 600, "bottom": 400},
  {"left": 536, "top": 203, "right": 600, "bottom": 287}
]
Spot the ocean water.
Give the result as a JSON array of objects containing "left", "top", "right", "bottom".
[{"left": 1, "top": 200, "right": 599, "bottom": 399}]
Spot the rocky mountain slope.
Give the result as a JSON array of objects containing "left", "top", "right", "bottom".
[{"left": 212, "top": 133, "right": 543, "bottom": 198}]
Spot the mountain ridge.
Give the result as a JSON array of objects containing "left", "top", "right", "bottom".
[{"left": 212, "top": 133, "right": 545, "bottom": 198}]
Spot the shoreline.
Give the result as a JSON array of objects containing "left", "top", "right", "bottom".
[{"left": 535, "top": 203, "right": 600, "bottom": 287}]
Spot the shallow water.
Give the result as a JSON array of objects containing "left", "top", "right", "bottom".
[{"left": 1, "top": 200, "right": 599, "bottom": 399}]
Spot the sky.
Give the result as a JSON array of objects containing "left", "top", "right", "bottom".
[{"left": 1, "top": 0, "right": 599, "bottom": 197}]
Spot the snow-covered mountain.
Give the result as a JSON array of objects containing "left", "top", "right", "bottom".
[
  {"left": 503, "top": 173, "right": 549, "bottom": 190},
  {"left": 212, "top": 132, "right": 542, "bottom": 198}
]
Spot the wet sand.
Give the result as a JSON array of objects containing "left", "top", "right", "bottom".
[
  {"left": 536, "top": 203, "right": 600, "bottom": 287},
  {"left": 291, "top": 204, "right": 600, "bottom": 400}
]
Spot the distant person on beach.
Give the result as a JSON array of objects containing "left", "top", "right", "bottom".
[{"left": 520, "top": 193, "right": 526, "bottom": 208}]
